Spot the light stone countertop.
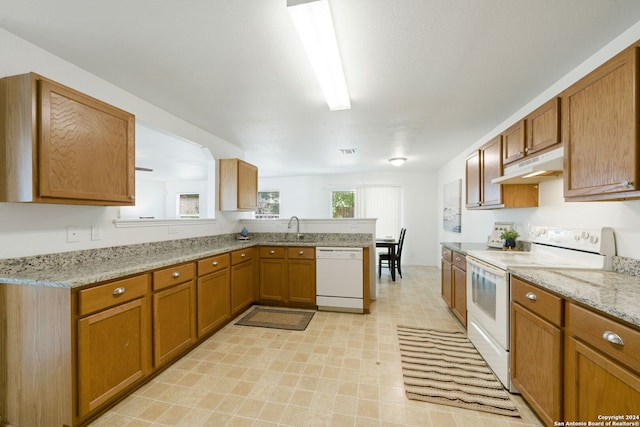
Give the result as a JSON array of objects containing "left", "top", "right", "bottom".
[
  {"left": 0, "top": 233, "right": 374, "bottom": 289},
  {"left": 511, "top": 268, "right": 640, "bottom": 328}
]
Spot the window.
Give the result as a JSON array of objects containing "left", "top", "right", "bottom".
[
  {"left": 331, "top": 190, "right": 355, "bottom": 218},
  {"left": 178, "top": 193, "right": 200, "bottom": 218},
  {"left": 356, "top": 186, "right": 401, "bottom": 238},
  {"left": 256, "top": 191, "right": 280, "bottom": 219}
]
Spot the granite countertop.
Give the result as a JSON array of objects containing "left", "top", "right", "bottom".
[
  {"left": 440, "top": 241, "right": 490, "bottom": 255},
  {"left": 511, "top": 268, "right": 640, "bottom": 328},
  {"left": 0, "top": 233, "right": 373, "bottom": 289}
]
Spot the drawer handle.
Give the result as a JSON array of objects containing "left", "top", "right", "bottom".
[
  {"left": 172, "top": 271, "right": 181, "bottom": 278},
  {"left": 241, "top": 253, "right": 246, "bottom": 258},
  {"left": 525, "top": 292, "right": 537, "bottom": 301},
  {"left": 298, "top": 250, "right": 304, "bottom": 255},
  {"left": 602, "top": 331, "right": 624, "bottom": 346},
  {"left": 212, "top": 261, "right": 219, "bottom": 266},
  {"left": 269, "top": 250, "right": 275, "bottom": 254},
  {"left": 112, "top": 287, "right": 126, "bottom": 296}
]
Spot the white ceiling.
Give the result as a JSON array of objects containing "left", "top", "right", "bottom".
[{"left": 2, "top": 0, "right": 640, "bottom": 178}]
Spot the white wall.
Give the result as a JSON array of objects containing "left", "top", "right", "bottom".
[
  {"left": 435, "top": 21, "right": 640, "bottom": 265},
  {"left": 259, "top": 170, "right": 438, "bottom": 266},
  {"left": 0, "top": 28, "right": 246, "bottom": 259}
]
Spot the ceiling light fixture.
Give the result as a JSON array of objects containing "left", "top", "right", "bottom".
[
  {"left": 339, "top": 148, "right": 356, "bottom": 155},
  {"left": 287, "top": 0, "right": 351, "bottom": 111},
  {"left": 389, "top": 157, "right": 407, "bottom": 166}
]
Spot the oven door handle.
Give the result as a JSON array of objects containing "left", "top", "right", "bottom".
[{"left": 467, "top": 256, "right": 506, "bottom": 276}]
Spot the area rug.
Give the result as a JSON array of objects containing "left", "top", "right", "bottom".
[
  {"left": 235, "top": 307, "right": 315, "bottom": 331},
  {"left": 397, "top": 326, "right": 519, "bottom": 417}
]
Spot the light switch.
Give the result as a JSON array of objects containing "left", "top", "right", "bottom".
[{"left": 91, "top": 226, "right": 102, "bottom": 241}]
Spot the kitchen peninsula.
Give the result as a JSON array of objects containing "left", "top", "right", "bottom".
[{"left": 0, "top": 232, "right": 373, "bottom": 427}]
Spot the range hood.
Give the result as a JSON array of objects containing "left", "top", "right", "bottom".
[{"left": 492, "top": 146, "right": 564, "bottom": 184}]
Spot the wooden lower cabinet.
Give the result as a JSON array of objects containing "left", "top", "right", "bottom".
[
  {"left": 231, "top": 248, "right": 256, "bottom": 315},
  {"left": 196, "top": 256, "right": 231, "bottom": 337},
  {"left": 440, "top": 246, "right": 466, "bottom": 326},
  {"left": 287, "top": 247, "right": 315, "bottom": 305},
  {"left": 259, "top": 247, "right": 286, "bottom": 301},
  {"left": 152, "top": 280, "right": 197, "bottom": 367},
  {"left": 565, "top": 303, "right": 640, "bottom": 420},
  {"left": 440, "top": 247, "right": 453, "bottom": 306},
  {"left": 511, "top": 277, "right": 564, "bottom": 426}
]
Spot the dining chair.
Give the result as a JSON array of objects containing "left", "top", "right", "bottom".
[{"left": 378, "top": 228, "right": 406, "bottom": 279}]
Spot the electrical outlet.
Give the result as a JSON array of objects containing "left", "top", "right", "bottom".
[
  {"left": 91, "top": 226, "right": 102, "bottom": 241},
  {"left": 67, "top": 226, "right": 81, "bottom": 243}
]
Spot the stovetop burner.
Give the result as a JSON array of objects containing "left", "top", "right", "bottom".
[{"left": 467, "top": 226, "right": 616, "bottom": 271}]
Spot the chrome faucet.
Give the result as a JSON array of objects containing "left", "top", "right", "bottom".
[{"left": 287, "top": 215, "right": 302, "bottom": 239}]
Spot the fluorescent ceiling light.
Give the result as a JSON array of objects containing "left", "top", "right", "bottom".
[
  {"left": 389, "top": 157, "right": 407, "bottom": 166},
  {"left": 287, "top": 0, "right": 351, "bottom": 111}
]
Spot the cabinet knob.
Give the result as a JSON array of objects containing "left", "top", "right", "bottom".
[
  {"left": 525, "top": 147, "right": 530, "bottom": 153},
  {"left": 269, "top": 250, "right": 275, "bottom": 254},
  {"left": 112, "top": 287, "right": 126, "bottom": 295},
  {"left": 241, "top": 253, "right": 246, "bottom": 257},
  {"left": 621, "top": 180, "right": 634, "bottom": 188},
  {"left": 455, "top": 257, "right": 461, "bottom": 262},
  {"left": 602, "top": 331, "right": 624, "bottom": 346},
  {"left": 172, "top": 271, "right": 181, "bottom": 278},
  {"left": 525, "top": 292, "right": 537, "bottom": 301},
  {"left": 129, "top": 195, "right": 135, "bottom": 200},
  {"left": 298, "top": 250, "right": 304, "bottom": 255},
  {"left": 212, "top": 261, "right": 219, "bottom": 266}
]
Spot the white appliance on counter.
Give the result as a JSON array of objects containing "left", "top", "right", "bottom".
[
  {"left": 316, "top": 247, "right": 363, "bottom": 313},
  {"left": 466, "top": 226, "right": 616, "bottom": 393}
]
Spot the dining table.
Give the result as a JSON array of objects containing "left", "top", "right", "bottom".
[{"left": 375, "top": 238, "right": 399, "bottom": 281}]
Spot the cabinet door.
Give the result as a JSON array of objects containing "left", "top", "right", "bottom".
[
  {"left": 197, "top": 269, "right": 230, "bottom": 337},
  {"left": 237, "top": 160, "right": 258, "bottom": 210},
  {"left": 231, "top": 260, "right": 254, "bottom": 314},
  {"left": 465, "top": 150, "right": 481, "bottom": 208},
  {"left": 39, "top": 79, "right": 135, "bottom": 204},
  {"left": 481, "top": 135, "right": 503, "bottom": 207},
  {"left": 440, "top": 258, "right": 452, "bottom": 306},
  {"left": 502, "top": 120, "right": 526, "bottom": 165},
  {"left": 152, "top": 281, "right": 196, "bottom": 367},
  {"left": 563, "top": 46, "right": 640, "bottom": 200},
  {"left": 565, "top": 337, "right": 640, "bottom": 420},
  {"left": 288, "top": 259, "right": 316, "bottom": 304},
  {"left": 77, "top": 297, "right": 151, "bottom": 417},
  {"left": 452, "top": 265, "right": 466, "bottom": 326},
  {"left": 511, "top": 302, "right": 563, "bottom": 425},
  {"left": 259, "top": 258, "right": 286, "bottom": 301},
  {"left": 527, "top": 97, "right": 561, "bottom": 155}
]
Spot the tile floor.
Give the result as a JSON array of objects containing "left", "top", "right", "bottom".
[{"left": 89, "top": 266, "right": 544, "bottom": 427}]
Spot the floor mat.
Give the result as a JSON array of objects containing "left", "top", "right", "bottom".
[{"left": 235, "top": 307, "right": 315, "bottom": 331}]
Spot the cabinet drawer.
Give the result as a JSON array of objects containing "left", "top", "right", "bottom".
[
  {"left": 441, "top": 247, "right": 452, "bottom": 261},
  {"left": 287, "top": 247, "right": 315, "bottom": 260},
  {"left": 511, "top": 277, "right": 563, "bottom": 326},
  {"left": 231, "top": 247, "right": 255, "bottom": 265},
  {"left": 153, "top": 263, "right": 196, "bottom": 291},
  {"left": 260, "top": 246, "right": 286, "bottom": 258},
  {"left": 198, "top": 253, "right": 230, "bottom": 276},
  {"left": 568, "top": 303, "right": 640, "bottom": 373},
  {"left": 452, "top": 251, "right": 466, "bottom": 271},
  {"left": 78, "top": 274, "right": 150, "bottom": 316}
]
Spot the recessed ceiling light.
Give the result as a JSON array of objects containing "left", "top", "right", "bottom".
[
  {"left": 339, "top": 148, "right": 356, "bottom": 155},
  {"left": 389, "top": 157, "right": 407, "bottom": 166}
]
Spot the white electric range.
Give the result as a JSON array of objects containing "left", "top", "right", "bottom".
[{"left": 465, "top": 225, "right": 616, "bottom": 392}]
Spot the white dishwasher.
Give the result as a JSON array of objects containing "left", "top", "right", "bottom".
[{"left": 316, "top": 247, "right": 363, "bottom": 313}]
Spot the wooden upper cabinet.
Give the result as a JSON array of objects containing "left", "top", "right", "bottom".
[
  {"left": 502, "top": 120, "right": 526, "bottom": 165},
  {"left": 466, "top": 136, "right": 538, "bottom": 209},
  {"left": 219, "top": 158, "right": 258, "bottom": 211},
  {"left": 526, "top": 97, "right": 561, "bottom": 156},
  {"left": 0, "top": 73, "right": 135, "bottom": 205},
  {"left": 481, "top": 135, "right": 503, "bottom": 207},
  {"left": 465, "top": 150, "right": 481, "bottom": 208},
  {"left": 563, "top": 45, "right": 640, "bottom": 201}
]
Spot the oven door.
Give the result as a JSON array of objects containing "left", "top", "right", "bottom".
[{"left": 466, "top": 256, "right": 510, "bottom": 350}]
